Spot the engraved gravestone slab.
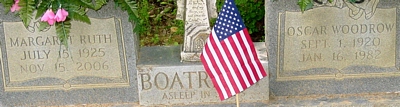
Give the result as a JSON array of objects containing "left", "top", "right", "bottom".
[
  {"left": 3, "top": 18, "right": 127, "bottom": 90},
  {"left": 176, "top": 0, "right": 217, "bottom": 20},
  {"left": 0, "top": 2, "right": 138, "bottom": 106},
  {"left": 138, "top": 43, "right": 268, "bottom": 106},
  {"left": 181, "top": 0, "right": 211, "bottom": 61},
  {"left": 266, "top": 0, "right": 400, "bottom": 96}
]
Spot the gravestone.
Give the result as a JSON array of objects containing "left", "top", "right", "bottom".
[
  {"left": 0, "top": 2, "right": 138, "bottom": 106},
  {"left": 265, "top": 0, "right": 400, "bottom": 96},
  {"left": 180, "top": 0, "right": 212, "bottom": 61},
  {"left": 139, "top": 0, "right": 269, "bottom": 105},
  {"left": 176, "top": 0, "right": 218, "bottom": 20},
  {"left": 137, "top": 42, "right": 269, "bottom": 106}
]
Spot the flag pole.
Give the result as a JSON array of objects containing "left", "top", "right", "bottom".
[{"left": 236, "top": 93, "right": 240, "bottom": 107}]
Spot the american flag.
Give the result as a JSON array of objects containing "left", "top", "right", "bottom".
[{"left": 200, "top": 0, "right": 267, "bottom": 100}]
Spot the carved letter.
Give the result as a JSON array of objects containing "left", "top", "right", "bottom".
[
  {"left": 199, "top": 71, "right": 211, "bottom": 88},
  {"left": 170, "top": 72, "right": 184, "bottom": 89},
  {"left": 155, "top": 72, "right": 169, "bottom": 90},
  {"left": 140, "top": 73, "right": 152, "bottom": 90}
]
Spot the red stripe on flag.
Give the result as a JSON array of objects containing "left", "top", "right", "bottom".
[
  {"left": 209, "top": 31, "right": 238, "bottom": 97},
  {"left": 200, "top": 29, "right": 267, "bottom": 100},
  {"left": 239, "top": 29, "right": 259, "bottom": 82},
  {"left": 204, "top": 34, "right": 232, "bottom": 99},
  {"left": 205, "top": 36, "right": 235, "bottom": 97},
  {"left": 234, "top": 30, "right": 257, "bottom": 84},
  {"left": 226, "top": 36, "right": 249, "bottom": 90},
  {"left": 214, "top": 40, "right": 240, "bottom": 94},
  {"left": 242, "top": 29, "right": 267, "bottom": 79},
  {"left": 220, "top": 39, "right": 243, "bottom": 93},
  {"left": 200, "top": 53, "right": 225, "bottom": 100},
  {"left": 202, "top": 45, "right": 228, "bottom": 99},
  {"left": 230, "top": 33, "right": 255, "bottom": 85}
]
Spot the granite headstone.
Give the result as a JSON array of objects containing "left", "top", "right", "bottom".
[
  {"left": 180, "top": 0, "right": 212, "bottom": 61},
  {"left": 176, "top": 0, "right": 218, "bottom": 20},
  {"left": 0, "top": 2, "right": 138, "bottom": 106},
  {"left": 265, "top": 0, "right": 400, "bottom": 96},
  {"left": 137, "top": 42, "right": 269, "bottom": 106}
]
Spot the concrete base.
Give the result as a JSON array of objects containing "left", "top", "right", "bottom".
[{"left": 12, "top": 92, "right": 400, "bottom": 106}]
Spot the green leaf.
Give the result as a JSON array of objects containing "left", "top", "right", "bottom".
[
  {"left": 67, "top": 0, "right": 106, "bottom": 10},
  {"left": 56, "top": 20, "right": 71, "bottom": 47},
  {"left": 297, "top": 0, "right": 313, "bottom": 12},
  {"left": 348, "top": 0, "right": 356, "bottom": 3},
  {"left": 35, "top": 0, "right": 51, "bottom": 19},
  {"left": 306, "top": 0, "right": 314, "bottom": 10},
  {"left": 38, "top": 21, "right": 50, "bottom": 31},
  {"left": 34, "top": 0, "right": 40, "bottom": 8},
  {"left": 328, "top": 0, "right": 333, "bottom": 3},
  {"left": 115, "top": 0, "right": 140, "bottom": 32},
  {"left": 163, "top": 7, "right": 171, "bottom": 13},
  {"left": 94, "top": 0, "right": 107, "bottom": 10},
  {"left": 1, "top": 0, "right": 14, "bottom": 13},
  {"left": 18, "top": 0, "right": 35, "bottom": 27},
  {"left": 74, "top": 0, "right": 95, "bottom": 9},
  {"left": 160, "top": 2, "right": 168, "bottom": 5},
  {"left": 68, "top": 5, "right": 91, "bottom": 24}
]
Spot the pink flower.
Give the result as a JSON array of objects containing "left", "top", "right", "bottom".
[
  {"left": 41, "top": 9, "right": 56, "bottom": 25},
  {"left": 55, "top": 8, "right": 68, "bottom": 22},
  {"left": 10, "top": 0, "right": 20, "bottom": 12}
]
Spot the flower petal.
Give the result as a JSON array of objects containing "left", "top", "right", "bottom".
[
  {"left": 10, "top": 4, "right": 20, "bottom": 12},
  {"left": 10, "top": 0, "right": 20, "bottom": 12},
  {"left": 47, "top": 19, "right": 56, "bottom": 25},
  {"left": 55, "top": 8, "right": 68, "bottom": 22},
  {"left": 41, "top": 9, "right": 56, "bottom": 25},
  {"left": 60, "top": 8, "right": 68, "bottom": 16}
]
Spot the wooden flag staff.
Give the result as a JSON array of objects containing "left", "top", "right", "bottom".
[{"left": 236, "top": 94, "right": 240, "bottom": 107}]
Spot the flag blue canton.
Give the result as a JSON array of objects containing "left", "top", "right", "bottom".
[{"left": 214, "top": 0, "right": 245, "bottom": 41}]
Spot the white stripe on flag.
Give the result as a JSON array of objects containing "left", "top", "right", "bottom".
[
  {"left": 233, "top": 31, "right": 257, "bottom": 83},
  {"left": 239, "top": 31, "right": 264, "bottom": 80},
  {"left": 210, "top": 30, "right": 236, "bottom": 96},
  {"left": 220, "top": 37, "right": 245, "bottom": 92},
  {"left": 202, "top": 36, "right": 228, "bottom": 99},
  {"left": 224, "top": 34, "right": 250, "bottom": 88}
]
